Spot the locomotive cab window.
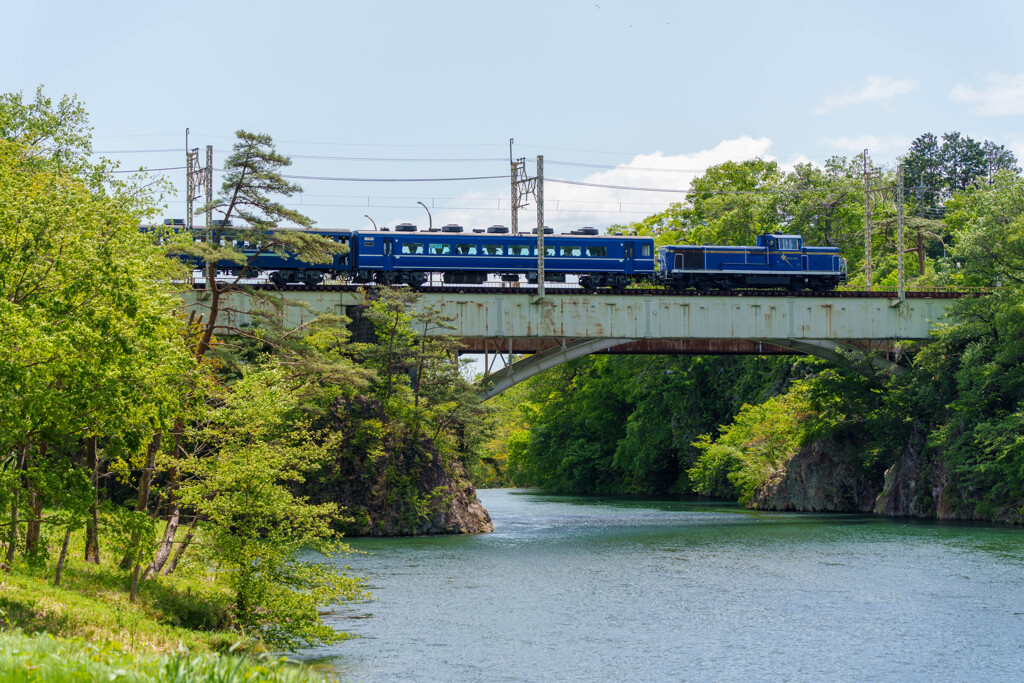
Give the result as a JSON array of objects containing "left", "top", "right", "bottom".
[
  {"left": 586, "top": 246, "right": 607, "bottom": 257},
  {"left": 455, "top": 244, "right": 477, "bottom": 255}
]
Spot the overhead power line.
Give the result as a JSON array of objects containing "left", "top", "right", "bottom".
[{"left": 276, "top": 173, "right": 508, "bottom": 183}]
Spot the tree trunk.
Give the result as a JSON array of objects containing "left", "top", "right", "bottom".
[
  {"left": 84, "top": 436, "right": 100, "bottom": 563},
  {"left": 162, "top": 514, "right": 199, "bottom": 576},
  {"left": 54, "top": 526, "right": 73, "bottom": 586},
  {"left": 4, "top": 500, "right": 17, "bottom": 564},
  {"left": 24, "top": 443, "right": 43, "bottom": 555},
  {"left": 143, "top": 503, "right": 179, "bottom": 579},
  {"left": 917, "top": 228, "right": 926, "bottom": 276},
  {"left": 143, "top": 420, "right": 183, "bottom": 579},
  {"left": 129, "top": 563, "right": 142, "bottom": 602},
  {"left": 196, "top": 263, "right": 221, "bottom": 361},
  {"left": 6, "top": 442, "right": 29, "bottom": 563},
  {"left": 119, "top": 432, "right": 161, "bottom": 570}
]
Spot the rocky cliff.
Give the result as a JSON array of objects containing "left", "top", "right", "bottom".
[
  {"left": 302, "top": 396, "right": 493, "bottom": 536},
  {"left": 751, "top": 438, "right": 878, "bottom": 512},
  {"left": 752, "top": 427, "right": 1023, "bottom": 524}
]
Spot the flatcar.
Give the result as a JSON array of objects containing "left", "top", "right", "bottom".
[{"left": 657, "top": 234, "right": 846, "bottom": 291}]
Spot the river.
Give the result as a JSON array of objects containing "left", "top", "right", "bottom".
[{"left": 300, "top": 489, "right": 1024, "bottom": 681}]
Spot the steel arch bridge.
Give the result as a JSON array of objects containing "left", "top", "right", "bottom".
[{"left": 182, "top": 285, "right": 961, "bottom": 399}]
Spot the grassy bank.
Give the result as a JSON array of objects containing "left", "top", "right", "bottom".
[
  {"left": 0, "top": 629, "right": 328, "bottom": 682},
  {"left": 0, "top": 532, "right": 340, "bottom": 681}
]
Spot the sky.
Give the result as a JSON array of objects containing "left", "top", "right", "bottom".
[{"left": 4, "top": 0, "right": 1024, "bottom": 233}]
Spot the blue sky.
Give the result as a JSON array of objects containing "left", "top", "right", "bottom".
[{"left": 5, "top": 0, "right": 1023, "bottom": 232}]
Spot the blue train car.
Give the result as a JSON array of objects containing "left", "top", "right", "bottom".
[
  {"left": 151, "top": 222, "right": 353, "bottom": 285},
  {"left": 658, "top": 234, "right": 846, "bottom": 291},
  {"left": 349, "top": 226, "right": 656, "bottom": 288}
]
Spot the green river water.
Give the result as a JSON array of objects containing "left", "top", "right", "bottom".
[{"left": 300, "top": 488, "right": 1024, "bottom": 681}]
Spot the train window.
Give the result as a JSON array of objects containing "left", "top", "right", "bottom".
[
  {"left": 587, "top": 246, "right": 607, "bottom": 257},
  {"left": 364, "top": 237, "right": 374, "bottom": 246},
  {"left": 780, "top": 238, "right": 799, "bottom": 251},
  {"left": 429, "top": 243, "right": 451, "bottom": 255},
  {"left": 401, "top": 243, "right": 424, "bottom": 254},
  {"left": 482, "top": 244, "right": 503, "bottom": 255},
  {"left": 455, "top": 244, "right": 478, "bottom": 255},
  {"left": 563, "top": 245, "right": 582, "bottom": 257},
  {"left": 544, "top": 246, "right": 556, "bottom": 256},
  {"left": 508, "top": 245, "right": 530, "bottom": 256},
  {"left": 641, "top": 244, "right": 651, "bottom": 257}
]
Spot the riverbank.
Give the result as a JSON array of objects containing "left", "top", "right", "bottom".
[{"left": 0, "top": 536, "right": 338, "bottom": 681}]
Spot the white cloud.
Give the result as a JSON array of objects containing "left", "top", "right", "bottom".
[
  {"left": 950, "top": 73, "right": 1024, "bottom": 116},
  {"left": 820, "top": 135, "right": 912, "bottom": 154},
  {"left": 814, "top": 76, "right": 917, "bottom": 115},
  {"left": 430, "top": 136, "right": 776, "bottom": 231},
  {"left": 1006, "top": 135, "right": 1024, "bottom": 166}
]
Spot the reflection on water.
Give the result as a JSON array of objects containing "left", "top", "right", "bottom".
[{"left": 299, "top": 489, "right": 1024, "bottom": 682}]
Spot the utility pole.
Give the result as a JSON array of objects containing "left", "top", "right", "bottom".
[
  {"left": 205, "top": 145, "right": 213, "bottom": 231},
  {"left": 185, "top": 128, "right": 206, "bottom": 231},
  {"left": 863, "top": 149, "right": 872, "bottom": 290},
  {"left": 509, "top": 143, "right": 545, "bottom": 297},
  {"left": 896, "top": 163, "right": 905, "bottom": 303},
  {"left": 536, "top": 155, "right": 545, "bottom": 297}
]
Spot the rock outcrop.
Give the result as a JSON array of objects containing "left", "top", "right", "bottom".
[
  {"left": 302, "top": 396, "right": 493, "bottom": 536},
  {"left": 752, "top": 426, "right": 1023, "bottom": 524},
  {"left": 752, "top": 438, "right": 878, "bottom": 512}
]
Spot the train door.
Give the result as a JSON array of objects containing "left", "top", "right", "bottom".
[
  {"left": 382, "top": 236, "right": 395, "bottom": 270},
  {"left": 623, "top": 241, "right": 634, "bottom": 274}
]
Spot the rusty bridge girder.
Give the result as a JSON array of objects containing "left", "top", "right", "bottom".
[{"left": 180, "top": 288, "right": 956, "bottom": 398}]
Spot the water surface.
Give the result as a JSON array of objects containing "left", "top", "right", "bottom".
[{"left": 302, "top": 489, "right": 1024, "bottom": 681}]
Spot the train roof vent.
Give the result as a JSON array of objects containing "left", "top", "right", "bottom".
[
  {"left": 531, "top": 227, "right": 554, "bottom": 234},
  {"left": 395, "top": 222, "right": 417, "bottom": 232},
  {"left": 486, "top": 225, "right": 510, "bottom": 234},
  {"left": 163, "top": 218, "right": 185, "bottom": 226},
  {"left": 440, "top": 223, "right": 464, "bottom": 233},
  {"left": 212, "top": 219, "right": 233, "bottom": 227},
  {"left": 576, "top": 226, "right": 599, "bottom": 235}
]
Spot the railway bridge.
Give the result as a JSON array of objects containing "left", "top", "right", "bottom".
[{"left": 181, "top": 286, "right": 961, "bottom": 399}]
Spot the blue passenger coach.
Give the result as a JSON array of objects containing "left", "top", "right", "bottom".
[
  {"left": 349, "top": 226, "right": 656, "bottom": 288},
  {"left": 658, "top": 233, "right": 846, "bottom": 291}
]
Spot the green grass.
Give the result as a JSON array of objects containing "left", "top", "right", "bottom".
[
  {"left": 0, "top": 552, "right": 238, "bottom": 654},
  {"left": 0, "top": 630, "right": 331, "bottom": 682},
  {"left": 0, "top": 528, "right": 343, "bottom": 680}
]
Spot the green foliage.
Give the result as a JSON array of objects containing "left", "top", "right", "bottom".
[
  {"left": 0, "top": 630, "right": 330, "bottom": 683},
  {"left": 503, "top": 354, "right": 797, "bottom": 494},
  {"left": 179, "top": 366, "right": 366, "bottom": 650},
  {"left": 689, "top": 381, "right": 813, "bottom": 503}
]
